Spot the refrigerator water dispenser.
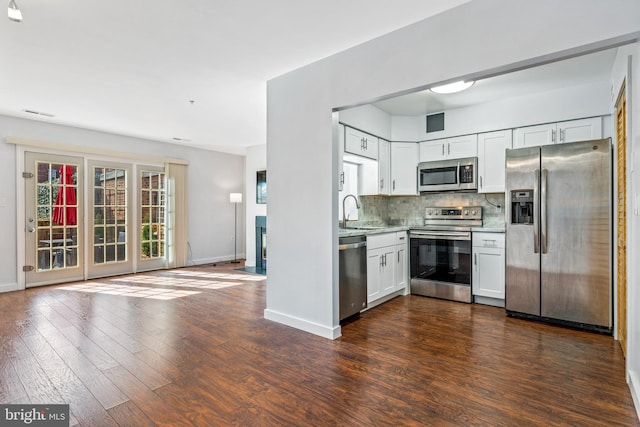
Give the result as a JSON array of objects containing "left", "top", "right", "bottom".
[{"left": 511, "top": 190, "right": 533, "bottom": 224}]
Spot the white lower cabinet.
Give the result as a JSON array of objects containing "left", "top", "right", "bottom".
[
  {"left": 395, "top": 232, "right": 407, "bottom": 292},
  {"left": 367, "top": 231, "right": 408, "bottom": 304},
  {"left": 472, "top": 232, "right": 505, "bottom": 305}
]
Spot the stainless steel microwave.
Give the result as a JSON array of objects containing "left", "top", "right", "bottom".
[{"left": 417, "top": 157, "right": 478, "bottom": 192}]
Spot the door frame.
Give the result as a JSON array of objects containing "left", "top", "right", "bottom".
[
  {"left": 15, "top": 145, "right": 166, "bottom": 290},
  {"left": 614, "top": 80, "right": 628, "bottom": 354}
]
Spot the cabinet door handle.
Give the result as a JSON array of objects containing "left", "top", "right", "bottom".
[
  {"left": 448, "top": 144, "right": 451, "bottom": 155},
  {"left": 442, "top": 144, "right": 445, "bottom": 156},
  {"left": 560, "top": 129, "right": 565, "bottom": 143},
  {"left": 480, "top": 176, "right": 483, "bottom": 189},
  {"left": 392, "top": 180, "right": 396, "bottom": 191},
  {"left": 551, "top": 129, "right": 556, "bottom": 143},
  {"left": 474, "top": 253, "right": 477, "bottom": 268},
  {"left": 340, "top": 172, "right": 344, "bottom": 185},
  {"left": 380, "top": 178, "right": 384, "bottom": 190},
  {"left": 398, "top": 251, "right": 400, "bottom": 263},
  {"left": 364, "top": 137, "right": 368, "bottom": 150}
]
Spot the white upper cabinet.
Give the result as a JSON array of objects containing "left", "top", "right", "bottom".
[
  {"left": 345, "top": 127, "right": 379, "bottom": 160},
  {"left": 514, "top": 123, "right": 555, "bottom": 147},
  {"left": 446, "top": 134, "right": 478, "bottom": 159},
  {"left": 477, "top": 130, "right": 512, "bottom": 193},
  {"left": 418, "top": 139, "right": 447, "bottom": 161},
  {"left": 558, "top": 117, "right": 602, "bottom": 143},
  {"left": 419, "top": 134, "right": 477, "bottom": 162},
  {"left": 514, "top": 117, "right": 602, "bottom": 148},
  {"left": 378, "top": 139, "right": 391, "bottom": 195},
  {"left": 390, "top": 142, "right": 418, "bottom": 195}
]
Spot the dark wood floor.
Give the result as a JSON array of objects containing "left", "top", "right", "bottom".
[{"left": 0, "top": 263, "right": 637, "bottom": 426}]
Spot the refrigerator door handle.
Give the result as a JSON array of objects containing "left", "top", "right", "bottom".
[
  {"left": 533, "top": 169, "right": 540, "bottom": 254},
  {"left": 541, "top": 168, "right": 548, "bottom": 254},
  {"left": 457, "top": 162, "right": 461, "bottom": 187}
]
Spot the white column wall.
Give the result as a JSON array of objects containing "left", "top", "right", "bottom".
[
  {"left": 265, "top": 0, "right": 640, "bottom": 353},
  {"left": 631, "top": 42, "right": 640, "bottom": 421}
]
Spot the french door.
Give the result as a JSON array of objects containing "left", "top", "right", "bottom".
[
  {"left": 24, "top": 152, "right": 84, "bottom": 287},
  {"left": 138, "top": 166, "right": 167, "bottom": 271},
  {"left": 87, "top": 161, "right": 133, "bottom": 278},
  {"left": 24, "top": 151, "right": 168, "bottom": 287}
]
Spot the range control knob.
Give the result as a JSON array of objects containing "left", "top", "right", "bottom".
[
  {"left": 463, "top": 209, "right": 469, "bottom": 215},
  {"left": 471, "top": 209, "right": 477, "bottom": 215}
]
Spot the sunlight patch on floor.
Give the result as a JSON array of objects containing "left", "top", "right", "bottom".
[
  {"left": 110, "top": 275, "right": 245, "bottom": 289},
  {"left": 56, "top": 283, "right": 201, "bottom": 300},
  {"left": 165, "top": 270, "right": 265, "bottom": 281}
]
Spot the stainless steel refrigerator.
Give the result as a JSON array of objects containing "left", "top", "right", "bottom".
[{"left": 505, "top": 139, "right": 612, "bottom": 333}]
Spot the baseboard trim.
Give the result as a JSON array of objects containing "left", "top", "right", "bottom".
[
  {"left": 0, "top": 282, "right": 19, "bottom": 293},
  {"left": 629, "top": 369, "right": 640, "bottom": 421},
  {"left": 474, "top": 296, "right": 505, "bottom": 308},
  {"left": 189, "top": 254, "right": 246, "bottom": 266},
  {"left": 264, "top": 308, "right": 341, "bottom": 340}
]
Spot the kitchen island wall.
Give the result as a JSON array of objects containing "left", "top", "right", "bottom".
[{"left": 356, "top": 193, "right": 506, "bottom": 228}]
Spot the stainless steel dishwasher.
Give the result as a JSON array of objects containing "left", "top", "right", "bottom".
[{"left": 339, "top": 234, "right": 367, "bottom": 321}]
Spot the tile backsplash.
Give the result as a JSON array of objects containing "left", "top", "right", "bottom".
[{"left": 355, "top": 193, "right": 506, "bottom": 228}]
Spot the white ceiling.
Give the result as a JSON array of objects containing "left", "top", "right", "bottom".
[
  {"left": 0, "top": 0, "right": 471, "bottom": 154},
  {"left": 373, "top": 48, "right": 619, "bottom": 116}
]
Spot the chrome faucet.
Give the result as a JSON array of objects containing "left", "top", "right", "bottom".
[{"left": 342, "top": 194, "right": 361, "bottom": 228}]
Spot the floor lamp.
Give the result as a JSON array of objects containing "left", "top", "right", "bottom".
[{"left": 229, "top": 192, "right": 242, "bottom": 263}]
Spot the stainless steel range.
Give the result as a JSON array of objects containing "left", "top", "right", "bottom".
[{"left": 409, "top": 206, "right": 482, "bottom": 303}]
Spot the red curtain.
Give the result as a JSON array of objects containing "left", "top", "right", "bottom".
[{"left": 52, "top": 165, "right": 77, "bottom": 226}]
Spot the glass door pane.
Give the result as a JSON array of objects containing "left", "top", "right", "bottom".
[
  {"left": 139, "top": 167, "right": 167, "bottom": 271},
  {"left": 25, "top": 152, "right": 84, "bottom": 287},
  {"left": 88, "top": 161, "right": 133, "bottom": 278}
]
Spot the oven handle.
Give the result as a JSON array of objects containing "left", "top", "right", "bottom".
[{"left": 410, "top": 231, "right": 471, "bottom": 240}]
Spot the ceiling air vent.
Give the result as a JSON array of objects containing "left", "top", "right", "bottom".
[
  {"left": 23, "top": 109, "right": 55, "bottom": 118},
  {"left": 426, "top": 112, "right": 444, "bottom": 133}
]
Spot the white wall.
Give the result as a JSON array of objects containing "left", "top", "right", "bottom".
[
  {"left": 266, "top": 0, "right": 640, "bottom": 352},
  {"left": 338, "top": 104, "right": 392, "bottom": 140},
  {"left": 390, "top": 81, "right": 612, "bottom": 141},
  {"left": 0, "top": 115, "right": 244, "bottom": 291},
  {"left": 346, "top": 81, "right": 614, "bottom": 142},
  {"left": 245, "top": 144, "right": 267, "bottom": 267}
]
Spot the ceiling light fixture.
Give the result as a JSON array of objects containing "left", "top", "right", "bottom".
[
  {"left": 430, "top": 80, "right": 474, "bottom": 94},
  {"left": 8, "top": 0, "right": 22, "bottom": 22}
]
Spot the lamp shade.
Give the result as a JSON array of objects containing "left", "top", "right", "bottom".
[
  {"left": 229, "top": 192, "right": 243, "bottom": 203},
  {"left": 8, "top": 0, "right": 22, "bottom": 22}
]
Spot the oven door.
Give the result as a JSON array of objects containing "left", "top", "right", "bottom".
[{"left": 409, "top": 230, "right": 472, "bottom": 303}]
